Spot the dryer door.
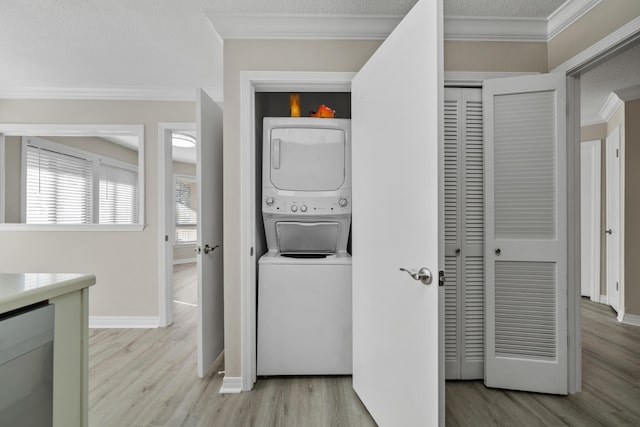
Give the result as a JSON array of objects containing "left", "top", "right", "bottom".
[{"left": 270, "top": 127, "right": 346, "bottom": 191}]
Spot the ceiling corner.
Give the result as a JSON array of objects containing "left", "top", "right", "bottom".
[{"left": 615, "top": 84, "right": 640, "bottom": 102}]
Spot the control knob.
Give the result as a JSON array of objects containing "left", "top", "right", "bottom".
[
  {"left": 300, "top": 205, "right": 307, "bottom": 212},
  {"left": 265, "top": 197, "right": 274, "bottom": 206},
  {"left": 338, "top": 198, "right": 348, "bottom": 207},
  {"left": 291, "top": 205, "right": 298, "bottom": 212}
]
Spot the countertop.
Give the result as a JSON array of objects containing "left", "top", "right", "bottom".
[{"left": 0, "top": 273, "right": 95, "bottom": 314}]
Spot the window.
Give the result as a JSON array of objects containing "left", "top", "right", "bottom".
[
  {"left": 23, "top": 137, "right": 139, "bottom": 225},
  {"left": 175, "top": 175, "right": 198, "bottom": 244}
]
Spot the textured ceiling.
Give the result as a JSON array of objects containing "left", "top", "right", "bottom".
[
  {"left": 581, "top": 43, "right": 640, "bottom": 122},
  {"left": 0, "top": 0, "right": 223, "bottom": 94},
  {"left": 0, "top": 0, "right": 606, "bottom": 99}
]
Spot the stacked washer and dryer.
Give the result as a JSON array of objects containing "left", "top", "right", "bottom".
[{"left": 257, "top": 117, "right": 352, "bottom": 375}]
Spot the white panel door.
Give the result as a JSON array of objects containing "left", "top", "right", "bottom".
[
  {"left": 580, "top": 140, "right": 601, "bottom": 300},
  {"left": 606, "top": 126, "right": 620, "bottom": 313},
  {"left": 196, "top": 89, "right": 224, "bottom": 377},
  {"left": 351, "top": 0, "right": 443, "bottom": 425},
  {"left": 484, "top": 73, "right": 568, "bottom": 394}
]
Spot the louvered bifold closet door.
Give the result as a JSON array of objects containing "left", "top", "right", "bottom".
[
  {"left": 443, "top": 88, "right": 484, "bottom": 380},
  {"left": 443, "top": 88, "right": 462, "bottom": 379},
  {"left": 460, "top": 89, "right": 484, "bottom": 379},
  {"left": 484, "top": 73, "right": 568, "bottom": 394}
]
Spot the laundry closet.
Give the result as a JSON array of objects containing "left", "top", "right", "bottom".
[
  {"left": 251, "top": 88, "right": 486, "bottom": 379},
  {"left": 253, "top": 92, "right": 353, "bottom": 375}
]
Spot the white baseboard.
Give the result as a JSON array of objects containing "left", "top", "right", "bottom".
[
  {"left": 89, "top": 316, "right": 160, "bottom": 328},
  {"left": 219, "top": 376, "right": 243, "bottom": 394},
  {"left": 599, "top": 294, "right": 608, "bottom": 304},
  {"left": 173, "top": 258, "right": 196, "bottom": 265},
  {"left": 621, "top": 313, "right": 640, "bottom": 327}
]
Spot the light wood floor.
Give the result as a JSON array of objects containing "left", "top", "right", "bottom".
[
  {"left": 89, "top": 266, "right": 640, "bottom": 426},
  {"left": 447, "top": 299, "right": 640, "bottom": 427},
  {"left": 88, "top": 264, "right": 374, "bottom": 426}
]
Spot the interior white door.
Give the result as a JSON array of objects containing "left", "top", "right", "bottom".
[
  {"left": 351, "top": 0, "right": 443, "bottom": 425},
  {"left": 196, "top": 89, "right": 224, "bottom": 377},
  {"left": 580, "top": 140, "right": 601, "bottom": 300},
  {"left": 484, "top": 73, "right": 568, "bottom": 394},
  {"left": 606, "top": 126, "right": 620, "bottom": 313}
]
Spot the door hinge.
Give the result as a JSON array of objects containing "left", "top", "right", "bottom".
[
  {"left": 165, "top": 235, "right": 169, "bottom": 242},
  {"left": 616, "top": 282, "right": 619, "bottom": 291},
  {"left": 438, "top": 270, "right": 445, "bottom": 287},
  {"left": 250, "top": 247, "right": 254, "bottom": 256},
  {"left": 616, "top": 148, "right": 619, "bottom": 158}
]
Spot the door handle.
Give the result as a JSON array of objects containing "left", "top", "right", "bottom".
[
  {"left": 399, "top": 267, "right": 433, "bottom": 285},
  {"left": 203, "top": 244, "right": 220, "bottom": 255},
  {"left": 272, "top": 139, "right": 281, "bottom": 169},
  {"left": 605, "top": 229, "right": 612, "bottom": 235}
]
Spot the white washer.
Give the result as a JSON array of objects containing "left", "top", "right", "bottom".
[{"left": 257, "top": 252, "right": 352, "bottom": 375}]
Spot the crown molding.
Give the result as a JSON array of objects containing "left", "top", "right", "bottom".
[
  {"left": 208, "top": 1, "right": 606, "bottom": 43},
  {"left": 206, "top": 13, "right": 402, "bottom": 40},
  {"left": 0, "top": 86, "right": 223, "bottom": 103},
  {"left": 616, "top": 84, "right": 640, "bottom": 102},
  {"left": 548, "top": 0, "right": 603, "bottom": 41},
  {"left": 599, "top": 92, "right": 624, "bottom": 123},
  {"left": 580, "top": 114, "right": 605, "bottom": 127},
  {"left": 444, "top": 16, "right": 547, "bottom": 42},
  {"left": 552, "top": 15, "right": 640, "bottom": 73}
]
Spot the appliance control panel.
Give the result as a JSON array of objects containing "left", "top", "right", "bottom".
[{"left": 262, "top": 189, "right": 351, "bottom": 215}]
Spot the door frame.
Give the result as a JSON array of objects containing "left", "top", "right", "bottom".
[
  {"left": 237, "top": 71, "right": 355, "bottom": 391},
  {"left": 580, "top": 139, "right": 602, "bottom": 302},
  {"left": 605, "top": 126, "right": 622, "bottom": 316},
  {"left": 553, "top": 17, "right": 640, "bottom": 392},
  {"left": 239, "top": 71, "right": 535, "bottom": 391},
  {"left": 158, "top": 122, "right": 196, "bottom": 327}
]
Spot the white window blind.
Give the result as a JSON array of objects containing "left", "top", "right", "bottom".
[
  {"left": 99, "top": 160, "right": 139, "bottom": 224},
  {"left": 175, "top": 175, "right": 198, "bottom": 244},
  {"left": 25, "top": 143, "right": 93, "bottom": 224},
  {"left": 23, "top": 137, "right": 139, "bottom": 225}
]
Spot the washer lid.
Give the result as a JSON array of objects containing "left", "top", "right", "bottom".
[{"left": 276, "top": 221, "right": 339, "bottom": 254}]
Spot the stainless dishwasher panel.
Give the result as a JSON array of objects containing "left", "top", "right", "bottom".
[{"left": 0, "top": 304, "right": 54, "bottom": 427}]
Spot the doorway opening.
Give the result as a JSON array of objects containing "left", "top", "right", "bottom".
[
  {"left": 236, "top": 71, "right": 354, "bottom": 392},
  {"left": 158, "top": 122, "right": 197, "bottom": 328}
]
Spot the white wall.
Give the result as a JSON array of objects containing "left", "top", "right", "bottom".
[
  {"left": 0, "top": 99, "right": 195, "bottom": 317},
  {"left": 222, "top": 39, "right": 382, "bottom": 377}
]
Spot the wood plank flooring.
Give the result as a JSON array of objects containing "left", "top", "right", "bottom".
[
  {"left": 447, "top": 299, "right": 640, "bottom": 427},
  {"left": 89, "top": 264, "right": 374, "bottom": 426},
  {"left": 89, "top": 266, "right": 640, "bottom": 426}
]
